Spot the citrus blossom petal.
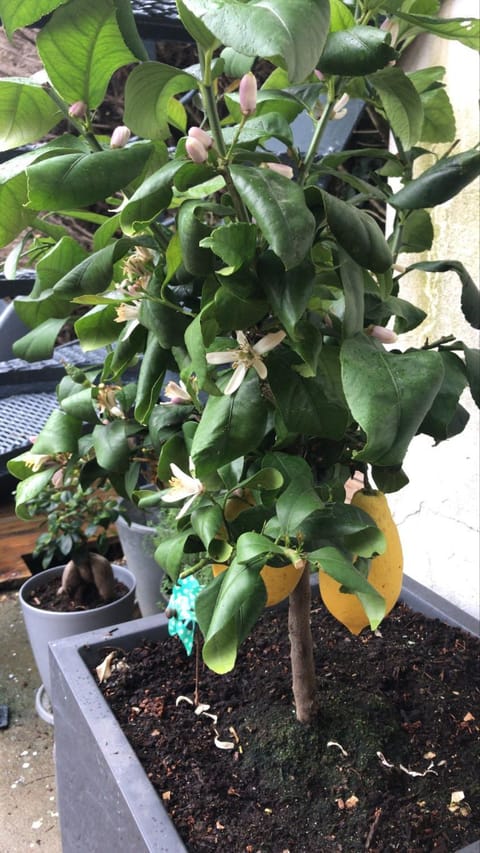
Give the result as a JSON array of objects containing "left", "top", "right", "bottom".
[
  {"left": 253, "top": 330, "right": 286, "bottom": 354},
  {"left": 224, "top": 363, "right": 247, "bottom": 395}
]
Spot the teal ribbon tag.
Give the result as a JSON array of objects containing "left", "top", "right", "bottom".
[{"left": 167, "top": 577, "right": 201, "bottom": 655}]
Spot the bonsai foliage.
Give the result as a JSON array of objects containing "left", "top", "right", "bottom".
[
  {"left": 19, "top": 463, "right": 121, "bottom": 601},
  {"left": 2, "top": 0, "right": 479, "bottom": 721}
]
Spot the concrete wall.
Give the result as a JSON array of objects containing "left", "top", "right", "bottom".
[{"left": 388, "top": 0, "right": 479, "bottom": 619}]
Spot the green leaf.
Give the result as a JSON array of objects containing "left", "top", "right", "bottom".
[
  {"left": 0, "top": 0, "right": 67, "bottom": 36},
  {"left": 394, "top": 12, "right": 480, "bottom": 51},
  {"left": 37, "top": 0, "right": 137, "bottom": 108},
  {"left": 113, "top": 0, "right": 149, "bottom": 61},
  {"left": 74, "top": 304, "right": 120, "bottom": 350},
  {"left": 10, "top": 469, "right": 58, "bottom": 521},
  {"left": 417, "top": 87, "right": 456, "bottom": 144},
  {"left": 230, "top": 165, "right": 315, "bottom": 270},
  {"left": 460, "top": 345, "right": 480, "bottom": 408},
  {"left": 317, "top": 26, "right": 397, "bottom": 75},
  {"left": 139, "top": 299, "right": 191, "bottom": 349},
  {"left": 321, "top": 191, "right": 393, "bottom": 273},
  {"left": 268, "top": 347, "right": 350, "bottom": 439},
  {"left": 26, "top": 143, "right": 153, "bottom": 210},
  {"left": 399, "top": 209, "right": 434, "bottom": 253},
  {"left": 310, "top": 546, "right": 386, "bottom": 629},
  {"left": 275, "top": 478, "right": 323, "bottom": 536},
  {"left": 134, "top": 335, "right": 169, "bottom": 424},
  {"left": 12, "top": 317, "right": 67, "bottom": 361},
  {"left": 389, "top": 148, "right": 480, "bottom": 210},
  {"left": 404, "top": 259, "right": 480, "bottom": 329},
  {"left": 258, "top": 252, "right": 315, "bottom": 338},
  {"left": 200, "top": 222, "right": 257, "bottom": 272},
  {"left": 176, "top": 0, "right": 219, "bottom": 48},
  {"left": 0, "top": 79, "right": 62, "bottom": 150},
  {"left": 124, "top": 62, "right": 198, "bottom": 140},
  {"left": 92, "top": 420, "right": 131, "bottom": 472},
  {"left": 31, "top": 409, "right": 84, "bottom": 455},
  {"left": 368, "top": 66, "right": 423, "bottom": 150},
  {"left": 181, "top": 0, "right": 330, "bottom": 83},
  {"left": 197, "top": 559, "right": 266, "bottom": 674},
  {"left": 120, "top": 159, "right": 186, "bottom": 235},
  {"left": 191, "top": 370, "right": 271, "bottom": 478},
  {"left": 337, "top": 250, "right": 365, "bottom": 338},
  {"left": 419, "top": 351, "right": 469, "bottom": 442},
  {"left": 0, "top": 170, "right": 36, "bottom": 247},
  {"left": 341, "top": 334, "right": 445, "bottom": 466},
  {"left": 190, "top": 505, "right": 232, "bottom": 561},
  {"left": 53, "top": 238, "right": 132, "bottom": 298}
]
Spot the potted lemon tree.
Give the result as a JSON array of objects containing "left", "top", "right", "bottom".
[{"left": 0, "top": 0, "right": 479, "bottom": 845}]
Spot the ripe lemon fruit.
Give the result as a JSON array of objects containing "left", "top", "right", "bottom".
[
  {"left": 212, "top": 561, "right": 303, "bottom": 607},
  {"left": 318, "top": 489, "right": 403, "bottom": 635}
]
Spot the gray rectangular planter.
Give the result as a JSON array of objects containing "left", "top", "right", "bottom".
[{"left": 49, "top": 577, "right": 479, "bottom": 853}]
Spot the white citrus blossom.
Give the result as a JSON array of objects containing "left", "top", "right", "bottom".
[
  {"left": 161, "top": 380, "right": 193, "bottom": 405},
  {"left": 161, "top": 461, "right": 205, "bottom": 519},
  {"left": 206, "top": 329, "right": 286, "bottom": 395},
  {"left": 114, "top": 300, "right": 141, "bottom": 339}
]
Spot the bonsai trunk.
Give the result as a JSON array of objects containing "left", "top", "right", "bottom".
[{"left": 288, "top": 564, "right": 317, "bottom": 723}]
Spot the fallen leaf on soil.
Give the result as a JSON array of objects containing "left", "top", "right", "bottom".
[
  {"left": 162, "top": 791, "right": 171, "bottom": 801},
  {"left": 345, "top": 795, "right": 359, "bottom": 809},
  {"left": 463, "top": 712, "right": 475, "bottom": 721},
  {"left": 96, "top": 651, "right": 116, "bottom": 683}
]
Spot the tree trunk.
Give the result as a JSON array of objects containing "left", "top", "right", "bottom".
[{"left": 288, "top": 564, "right": 317, "bottom": 723}]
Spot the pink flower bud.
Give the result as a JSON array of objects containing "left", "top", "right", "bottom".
[
  {"left": 368, "top": 325, "right": 398, "bottom": 344},
  {"left": 51, "top": 469, "right": 65, "bottom": 489},
  {"left": 68, "top": 101, "right": 87, "bottom": 119},
  {"left": 188, "top": 126, "right": 213, "bottom": 149},
  {"left": 263, "top": 162, "right": 294, "bottom": 179},
  {"left": 110, "top": 125, "right": 131, "bottom": 149},
  {"left": 239, "top": 72, "right": 257, "bottom": 116},
  {"left": 185, "top": 136, "right": 208, "bottom": 164}
]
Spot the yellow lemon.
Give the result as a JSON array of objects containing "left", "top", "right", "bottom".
[
  {"left": 318, "top": 489, "right": 403, "bottom": 635},
  {"left": 212, "top": 562, "right": 302, "bottom": 607}
]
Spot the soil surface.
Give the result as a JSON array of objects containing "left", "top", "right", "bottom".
[
  {"left": 96, "top": 601, "right": 480, "bottom": 852},
  {"left": 25, "top": 575, "right": 129, "bottom": 612}
]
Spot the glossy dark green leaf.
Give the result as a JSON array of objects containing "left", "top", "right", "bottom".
[
  {"left": 120, "top": 159, "right": 186, "bottom": 235},
  {"left": 418, "top": 351, "right": 469, "bottom": 442},
  {"left": 371, "top": 465, "right": 410, "bottom": 494},
  {"left": 92, "top": 420, "right": 131, "bottom": 472},
  {"left": 400, "top": 209, "right": 434, "bottom": 253},
  {"left": 394, "top": 12, "right": 480, "bottom": 51},
  {"left": 341, "top": 334, "right": 445, "bottom": 466},
  {"left": 134, "top": 335, "right": 170, "bottom": 425},
  {"left": 10, "top": 469, "right": 59, "bottom": 520},
  {"left": 389, "top": 148, "right": 480, "bottom": 210},
  {"left": 405, "top": 259, "right": 480, "bottom": 329},
  {"left": 30, "top": 409, "right": 84, "bottom": 455},
  {"left": 190, "top": 505, "right": 232, "bottom": 561},
  {"left": 258, "top": 252, "right": 315, "bottom": 338},
  {"left": 139, "top": 299, "right": 191, "bottom": 349},
  {"left": 200, "top": 222, "right": 257, "bottom": 271},
  {"left": 230, "top": 165, "right": 315, "bottom": 270},
  {"left": 321, "top": 191, "right": 393, "bottom": 273},
  {"left": 26, "top": 143, "right": 153, "bottom": 210},
  {"left": 53, "top": 238, "right": 132, "bottom": 298},
  {"left": 197, "top": 559, "right": 266, "bottom": 674},
  {"left": 317, "top": 26, "right": 397, "bottom": 75},
  {"left": 310, "top": 546, "right": 386, "bottom": 628},
  {"left": 12, "top": 317, "right": 69, "bottom": 361},
  {"left": 368, "top": 67, "right": 423, "bottom": 150},
  {"left": 191, "top": 370, "right": 271, "bottom": 479}
]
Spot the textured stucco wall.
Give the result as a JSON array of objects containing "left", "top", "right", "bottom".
[{"left": 387, "top": 0, "right": 479, "bottom": 619}]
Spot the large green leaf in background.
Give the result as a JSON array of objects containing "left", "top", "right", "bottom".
[
  {"left": 368, "top": 66, "right": 424, "bottom": 150},
  {"left": 393, "top": 12, "right": 480, "bottom": 51},
  {"left": 124, "top": 62, "right": 198, "bottom": 140},
  {"left": 0, "top": 80, "right": 62, "bottom": 151},
  {"left": 180, "top": 0, "right": 330, "bottom": 83},
  {"left": 341, "top": 334, "right": 445, "bottom": 466},
  {"left": 37, "top": 0, "right": 137, "bottom": 107},
  {"left": 0, "top": 0, "right": 67, "bottom": 36}
]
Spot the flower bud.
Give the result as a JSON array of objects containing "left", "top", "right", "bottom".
[
  {"left": 68, "top": 101, "right": 87, "bottom": 119},
  {"left": 263, "top": 162, "right": 294, "bottom": 179},
  {"left": 332, "top": 93, "right": 349, "bottom": 120},
  {"left": 188, "top": 126, "right": 213, "bottom": 150},
  {"left": 110, "top": 125, "right": 131, "bottom": 149},
  {"left": 239, "top": 72, "right": 257, "bottom": 116},
  {"left": 185, "top": 136, "right": 208, "bottom": 164},
  {"left": 368, "top": 325, "right": 398, "bottom": 344}
]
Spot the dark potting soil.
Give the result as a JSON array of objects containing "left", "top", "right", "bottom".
[
  {"left": 25, "top": 576, "right": 129, "bottom": 612},
  {"left": 96, "top": 602, "right": 480, "bottom": 852}
]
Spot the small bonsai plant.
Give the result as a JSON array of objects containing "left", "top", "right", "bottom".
[
  {"left": 1, "top": 0, "right": 479, "bottom": 722},
  {"left": 21, "top": 466, "right": 122, "bottom": 604}
]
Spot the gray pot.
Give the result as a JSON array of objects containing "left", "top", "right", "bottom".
[
  {"left": 19, "top": 563, "right": 136, "bottom": 723},
  {"left": 116, "top": 502, "right": 168, "bottom": 617},
  {"left": 49, "top": 576, "right": 479, "bottom": 853}
]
